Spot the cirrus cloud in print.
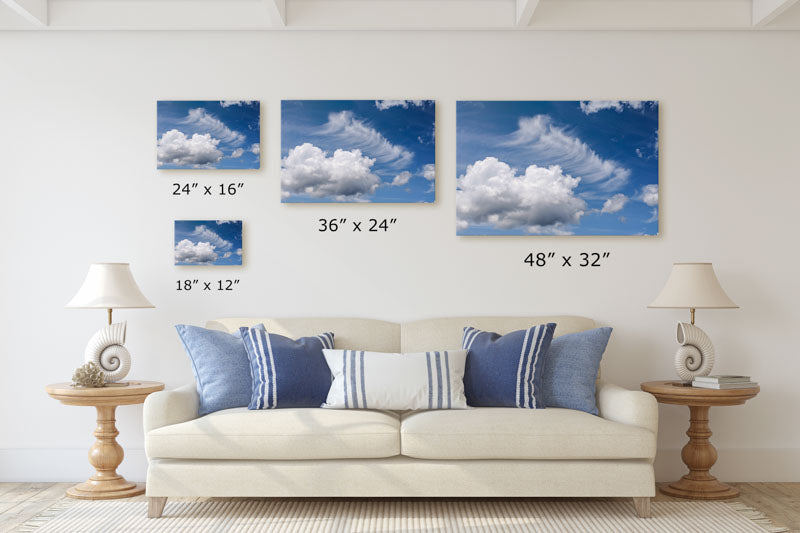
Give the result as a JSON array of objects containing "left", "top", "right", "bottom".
[
  {"left": 457, "top": 100, "right": 659, "bottom": 236},
  {"left": 281, "top": 100, "right": 435, "bottom": 203},
  {"left": 174, "top": 220, "right": 242, "bottom": 266},
  {"left": 157, "top": 101, "right": 260, "bottom": 169}
]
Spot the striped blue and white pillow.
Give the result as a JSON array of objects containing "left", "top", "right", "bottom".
[
  {"left": 240, "top": 327, "right": 334, "bottom": 409},
  {"left": 321, "top": 349, "right": 468, "bottom": 410},
  {"left": 462, "top": 323, "right": 556, "bottom": 408}
]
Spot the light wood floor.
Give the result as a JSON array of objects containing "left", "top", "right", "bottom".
[{"left": 1, "top": 482, "right": 798, "bottom": 532}]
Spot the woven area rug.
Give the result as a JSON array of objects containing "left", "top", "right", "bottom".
[{"left": 16, "top": 499, "right": 788, "bottom": 533}]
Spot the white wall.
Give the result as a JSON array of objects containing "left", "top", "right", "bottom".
[{"left": 0, "top": 30, "right": 798, "bottom": 483}]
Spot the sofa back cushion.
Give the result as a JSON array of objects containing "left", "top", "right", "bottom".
[
  {"left": 208, "top": 316, "right": 595, "bottom": 356},
  {"left": 401, "top": 316, "right": 595, "bottom": 353},
  {"left": 208, "top": 317, "right": 401, "bottom": 352}
]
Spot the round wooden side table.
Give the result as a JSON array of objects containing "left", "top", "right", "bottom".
[
  {"left": 641, "top": 380, "right": 759, "bottom": 500},
  {"left": 45, "top": 381, "right": 164, "bottom": 500}
]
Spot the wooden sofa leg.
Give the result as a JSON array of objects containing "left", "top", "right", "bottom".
[
  {"left": 148, "top": 497, "right": 167, "bottom": 518},
  {"left": 633, "top": 497, "right": 651, "bottom": 518}
]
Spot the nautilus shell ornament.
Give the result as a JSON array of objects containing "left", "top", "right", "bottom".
[
  {"left": 674, "top": 322, "right": 715, "bottom": 381},
  {"left": 84, "top": 322, "right": 131, "bottom": 382}
]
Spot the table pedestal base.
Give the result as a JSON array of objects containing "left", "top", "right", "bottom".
[
  {"left": 659, "top": 404, "right": 739, "bottom": 500},
  {"left": 67, "top": 480, "right": 145, "bottom": 500},
  {"left": 661, "top": 477, "right": 739, "bottom": 500},
  {"left": 66, "top": 404, "right": 145, "bottom": 500}
]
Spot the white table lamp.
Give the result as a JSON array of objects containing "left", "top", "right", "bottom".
[
  {"left": 648, "top": 262, "right": 738, "bottom": 381},
  {"left": 66, "top": 263, "right": 154, "bottom": 383}
]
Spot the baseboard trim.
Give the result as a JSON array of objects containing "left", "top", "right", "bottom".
[
  {"left": 654, "top": 448, "right": 800, "bottom": 482},
  {"left": 0, "top": 448, "right": 148, "bottom": 482},
  {"left": 2, "top": 448, "right": 799, "bottom": 483}
]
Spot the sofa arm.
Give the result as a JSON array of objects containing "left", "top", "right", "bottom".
[
  {"left": 143, "top": 383, "right": 199, "bottom": 433},
  {"left": 596, "top": 380, "right": 658, "bottom": 435}
]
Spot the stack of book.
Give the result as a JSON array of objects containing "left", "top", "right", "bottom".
[{"left": 692, "top": 375, "right": 758, "bottom": 389}]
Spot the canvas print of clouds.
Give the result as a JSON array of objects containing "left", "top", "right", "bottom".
[
  {"left": 174, "top": 220, "right": 243, "bottom": 266},
  {"left": 281, "top": 100, "right": 435, "bottom": 203},
  {"left": 157, "top": 101, "right": 260, "bottom": 169},
  {"left": 457, "top": 101, "right": 659, "bottom": 236}
]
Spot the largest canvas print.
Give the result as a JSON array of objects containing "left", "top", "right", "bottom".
[
  {"left": 457, "top": 101, "right": 659, "bottom": 236},
  {"left": 281, "top": 100, "right": 435, "bottom": 203}
]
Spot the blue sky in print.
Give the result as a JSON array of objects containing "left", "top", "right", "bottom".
[
  {"left": 281, "top": 100, "right": 435, "bottom": 203},
  {"left": 174, "top": 220, "right": 242, "bottom": 266},
  {"left": 157, "top": 101, "right": 260, "bottom": 169},
  {"left": 457, "top": 101, "right": 659, "bottom": 236}
]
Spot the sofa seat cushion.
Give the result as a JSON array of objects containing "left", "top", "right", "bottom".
[
  {"left": 400, "top": 408, "right": 655, "bottom": 460},
  {"left": 146, "top": 407, "right": 400, "bottom": 460}
]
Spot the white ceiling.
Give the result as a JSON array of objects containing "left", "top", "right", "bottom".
[{"left": 1, "top": 0, "right": 799, "bottom": 30}]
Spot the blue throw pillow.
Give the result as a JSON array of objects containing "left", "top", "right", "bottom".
[
  {"left": 542, "top": 327, "right": 613, "bottom": 415},
  {"left": 240, "top": 327, "right": 334, "bottom": 409},
  {"left": 462, "top": 323, "right": 556, "bottom": 408},
  {"left": 175, "top": 324, "right": 265, "bottom": 417}
]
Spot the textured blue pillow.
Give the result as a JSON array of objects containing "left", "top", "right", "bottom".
[
  {"left": 240, "top": 327, "right": 334, "bottom": 409},
  {"left": 462, "top": 323, "right": 556, "bottom": 408},
  {"left": 542, "top": 327, "right": 613, "bottom": 415},
  {"left": 175, "top": 324, "right": 265, "bottom": 417}
]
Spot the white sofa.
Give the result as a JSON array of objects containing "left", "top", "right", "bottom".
[{"left": 143, "top": 316, "right": 658, "bottom": 518}]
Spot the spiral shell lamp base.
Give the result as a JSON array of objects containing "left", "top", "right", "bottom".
[
  {"left": 673, "top": 322, "right": 715, "bottom": 381},
  {"left": 84, "top": 321, "right": 131, "bottom": 383}
]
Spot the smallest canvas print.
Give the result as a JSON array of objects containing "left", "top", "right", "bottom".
[{"left": 174, "top": 220, "right": 243, "bottom": 266}]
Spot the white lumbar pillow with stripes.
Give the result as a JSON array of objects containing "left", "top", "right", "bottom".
[{"left": 321, "top": 349, "right": 469, "bottom": 410}]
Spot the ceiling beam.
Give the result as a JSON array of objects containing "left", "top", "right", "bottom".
[
  {"left": 516, "top": 0, "right": 540, "bottom": 27},
  {"left": 1, "top": 0, "right": 47, "bottom": 26},
  {"left": 264, "top": 0, "right": 286, "bottom": 26},
  {"left": 2, "top": 0, "right": 795, "bottom": 31},
  {"left": 531, "top": 0, "right": 751, "bottom": 30},
  {"left": 752, "top": 0, "right": 800, "bottom": 26},
  {"left": 285, "top": 0, "right": 512, "bottom": 30},
  {"left": 44, "top": 0, "right": 274, "bottom": 30}
]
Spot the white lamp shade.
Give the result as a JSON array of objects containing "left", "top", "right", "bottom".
[
  {"left": 648, "top": 262, "right": 738, "bottom": 309},
  {"left": 66, "top": 263, "right": 154, "bottom": 309}
]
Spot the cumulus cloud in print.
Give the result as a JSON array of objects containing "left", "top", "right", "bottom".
[
  {"left": 281, "top": 100, "right": 435, "bottom": 203},
  {"left": 457, "top": 100, "right": 659, "bottom": 236},
  {"left": 174, "top": 220, "right": 242, "bottom": 266},
  {"left": 157, "top": 101, "right": 260, "bottom": 170}
]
